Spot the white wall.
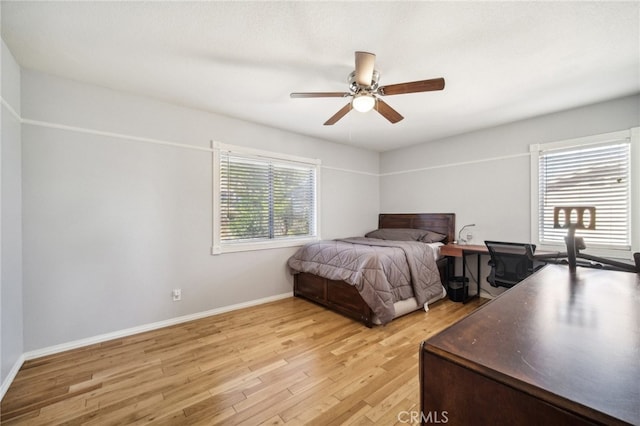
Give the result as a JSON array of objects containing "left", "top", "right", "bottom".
[
  {"left": 20, "top": 70, "right": 380, "bottom": 351},
  {"left": 1, "top": 41, "right": 24, "bottom": 388},
  {"left": 380, "top": 94, "right": 640, "bottom": 297}
]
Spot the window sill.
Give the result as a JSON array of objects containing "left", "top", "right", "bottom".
[
  {"left": 211, "top": 236, "right": 318, "bottom": 255},
  {"left": 537, "top": 243, "right": 635, "bottom": 262}
]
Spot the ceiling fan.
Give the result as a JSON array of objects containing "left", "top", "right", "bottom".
[{"left": 290, "top": 51, "right": 445, "bottom": 125}]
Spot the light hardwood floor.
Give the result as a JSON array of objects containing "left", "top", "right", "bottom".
[{"left": 1, "top": 296, "right": 486, "bottom": 425}]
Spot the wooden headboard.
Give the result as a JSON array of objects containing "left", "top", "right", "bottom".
[{"left": 378, "top": 213, "right": 456, "bottom": 244}]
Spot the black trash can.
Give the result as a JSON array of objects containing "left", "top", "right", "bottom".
[{"left": 448, "top": 276, "right": 469, "bottom": 302}]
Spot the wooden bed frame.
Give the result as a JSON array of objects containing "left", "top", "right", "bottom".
[{"left": 293, "top": 213, "right": 456, "bottom": 327}]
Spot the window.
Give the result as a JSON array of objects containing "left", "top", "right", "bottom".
[
  {"left": 531, "top": 128, "right": 639, "bottom": 257},
  {"left": 212, "top": 143, "right": 319, "bottom": 254}
]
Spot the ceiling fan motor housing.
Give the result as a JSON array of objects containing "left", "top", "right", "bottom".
[{"left": 348, "top": 70, "right": 380, "bottom": 94}]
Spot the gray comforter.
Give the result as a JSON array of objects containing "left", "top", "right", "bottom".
[{"left": 287, "top": 237, "right": 443, "bottom": 324}]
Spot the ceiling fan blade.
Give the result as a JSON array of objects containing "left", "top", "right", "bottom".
[
  {"left": 290, "top": 92, "right": 349, "bottom": 98},
  {"left": 378, "top": 77, "right": 445, "bottom": 96},
  {"left": 355, "top": 51, "right": 376, "bottom": 87},
  {"left": 324, "top": 103, "right": 353, "bottom": 126},
  {"left": 374, "top": 99, "right": 404, "bottom": 124}
]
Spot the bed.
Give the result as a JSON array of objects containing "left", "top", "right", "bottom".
[{"left": 287, "top": 213, "right": 455, "bottom": 327}]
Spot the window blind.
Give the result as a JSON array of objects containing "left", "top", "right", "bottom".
[
  {"left": 538, "top": 142, "right": 631, "bottom": 249},
  {"left": 220, "top": 152, "right": 316, "bottom": 242}
]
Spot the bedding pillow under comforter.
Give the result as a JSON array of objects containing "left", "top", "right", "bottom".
[{"left": 287, "top": 237, "right": 442, "bottom": 324}]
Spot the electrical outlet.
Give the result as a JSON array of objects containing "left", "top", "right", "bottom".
[{"left": 172, "top": 288, "right": 182, "bottom": 301}]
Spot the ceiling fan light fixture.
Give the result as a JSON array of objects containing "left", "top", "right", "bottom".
[{"left": 352, "top": 93, "right": 375, "bottom": 113}]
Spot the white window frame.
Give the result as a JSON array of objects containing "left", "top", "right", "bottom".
[
  {"left": 530, "top": 127, "right": 639, "bottom": 260},
  {"left": 211, "top": 142, "right": 321, "bottom": 254}
]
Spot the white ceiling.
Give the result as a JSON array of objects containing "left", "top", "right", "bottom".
[{"left": 2, "top": 1, "right": 639, "bottom": 152}]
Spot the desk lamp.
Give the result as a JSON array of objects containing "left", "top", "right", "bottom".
[{"left": 457, "top": 224, "right": 475, "bottom": 245}]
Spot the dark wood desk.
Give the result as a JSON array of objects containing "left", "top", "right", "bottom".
[
  {"left": 420, "top": 264, "right": 640, "bottom": 425},
  {"left": 440, "top": 243, "right": 488, "bottom": 302}
]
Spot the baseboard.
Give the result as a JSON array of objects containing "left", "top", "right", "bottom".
[
  {"left": 479, "top": 289, "right": 497, "bottom": 299},
  {"left": 22, "top": 292, "right": 293, "bottom": 362},
  {"left": 0, "top": 354, "right": 26, "bottom": 401}
]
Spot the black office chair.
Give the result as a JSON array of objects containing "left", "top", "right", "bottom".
[{"left": 485, "top": 241, "right": 545, "bottom": 288}]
